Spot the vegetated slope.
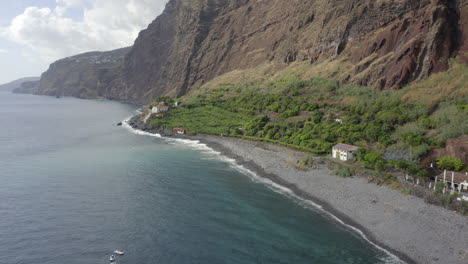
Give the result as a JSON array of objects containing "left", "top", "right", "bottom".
[
  {"left": 34, "top": 0, "right": 467, "bottom": 104},
  {"left": 0, "top": 77, "right": 40, "bottom": 92},
  {"left": 148, "top": 60, "right": 467, "bottom": 166}
]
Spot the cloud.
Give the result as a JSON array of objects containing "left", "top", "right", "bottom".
[
  {"left": 0, "top": 48, "right": 7, "bottom": 53},
  {"left": 0, "top": 0, "right": 168, "bottom": 62}
]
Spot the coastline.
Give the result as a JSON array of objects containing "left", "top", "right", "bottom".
[
  {"left": 191, "top": 135, "right": 467, "bottom": 264},
  {"left": 124, "top": 116, "right": 468, "bottom": 264}
]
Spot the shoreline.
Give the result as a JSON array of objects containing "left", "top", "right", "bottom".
[
  {"left": 190, "top": 135, "right": 467, "bottom": 264},
  {"left": 193, "top": 135, "right": 414, "bottom": 264},
  {"left": 124, "top": 116, "right": 467, "bottom": 264}
]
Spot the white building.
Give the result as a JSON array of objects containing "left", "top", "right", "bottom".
[
  {"left": 151, "top": 105, "right": 169, "bottom": 114},
  {"left": 173, "top": 127, "right": 185, "bottom": 135},
  {"left": 332, "top": 143, "right": 360, "bottom": 161}
]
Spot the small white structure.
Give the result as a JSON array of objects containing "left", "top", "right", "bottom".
[
  {"left": 173, "top": 127, "right": 185, "bottom": 135},
  {"left": 332, "top": 143, "right": 360, "bottom": 161},
  {"left": 174, "top": 101, "right": 181, "bottom": 107},
  {"left": 335, "top": 118, "right": 343, "bottom": 124},
  {"left": 151, "top": 105, "right": 169, "bottom": 114}
]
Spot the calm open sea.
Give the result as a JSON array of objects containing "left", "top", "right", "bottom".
[{"left": 0, "top": 92, "right": 400, "bottom": 264}]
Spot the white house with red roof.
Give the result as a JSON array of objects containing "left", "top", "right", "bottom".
[
  {"left": 151, "top": 105, "right": 169, "bottom": 114},
  {"left": 332, "top": 143, "right": 360, "bottom": 161}
]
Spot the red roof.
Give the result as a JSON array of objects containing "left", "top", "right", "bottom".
[
  {"left": 173, "top": 127, "right": 185, "bottom": 131},
  {"left": 155, "top": 105, "right": 168, "bottom": 109}
]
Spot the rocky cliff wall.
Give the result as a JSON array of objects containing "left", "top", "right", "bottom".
[
  {"left": 0, "top": 77, "right": 40, "bottom": 92},
  {"left": 36, "top": 47, "right": 131, "bottom": 99},
  {"left": 35, "top": 0, "right": 467, "bottom": 103}
]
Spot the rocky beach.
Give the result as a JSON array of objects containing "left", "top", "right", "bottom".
[{"left": 127, "top": 115, "right": 468, "bottom": 264}]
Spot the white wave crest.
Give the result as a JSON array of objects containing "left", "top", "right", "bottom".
[{"left": 122, "top": 116, "right": 162, "bottom": 138}]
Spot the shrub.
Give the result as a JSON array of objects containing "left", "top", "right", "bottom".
[
  {"left": 334, "top": 164, "right": 355, "bottom": 178},
  {"left": 416, "top": 169, "right": 430, "bottom": 179},
  {"left": 299, "top": 155, "right": 315, "bottom": 167},
  {"left": 434, "top": 182, "right": 446, "bottom": 194},
  {"left": 373, "top": 172, "right": 397, "bottom": 182},
  {"left": 432, "top": 104, "right": 468, "bottom": 141},
  {"left": 460, "top": 200, "right": 468, "bottom": 216},
  {"left": 358, "top": 151, "right": 388, "bottom": 171},
  {"left": 436, "top": 156, "right": 464, "bottom": 171}
]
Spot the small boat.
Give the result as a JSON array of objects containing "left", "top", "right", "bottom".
[
  {"left": 114, "top": 250, "right": 124, "bottom": 255},
  {"left": 109, "top": 255, "right": 116, "bottom": 262}
]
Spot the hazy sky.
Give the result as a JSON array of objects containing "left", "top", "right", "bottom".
[{"left": 0, "top": 0, "right": 168, "bottom": 84}]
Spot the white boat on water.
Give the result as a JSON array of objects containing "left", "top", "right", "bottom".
[
  {"left": 109, "top": 255, "right": 116, "bottom": 262},
  {"left": 114, "top": 250, "right": 125, "bottom": 255}
]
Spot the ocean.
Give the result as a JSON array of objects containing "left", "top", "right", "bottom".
[{"left": 0, "top": 92, "right": 400, "bottom": 264}]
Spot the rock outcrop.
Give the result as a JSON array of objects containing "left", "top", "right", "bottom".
[
  {"left": 12, "top": 80, "right": 40, "bottom": 94},
  {"left": 34, "top": 0, "right": 468, "bottom": 103},
  {"left": 35, "top": 47, "right": 130, "bottom": 99},
  {"left": 422, "top": 135, "right": 468, "bottom": 166}
]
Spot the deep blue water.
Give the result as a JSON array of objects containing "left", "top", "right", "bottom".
[{"left": 0, "top": 92, "right": 399, "bottom": 264}]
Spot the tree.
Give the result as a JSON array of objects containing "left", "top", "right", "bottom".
[
  {"left": 416, "top": 169, "right": 430, "bottom": 179},
  {"left": 436, "top": 156, "right": 464, "bottom": 171}
]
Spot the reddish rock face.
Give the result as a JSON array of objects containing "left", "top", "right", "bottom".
[
  {"left": 114, "top": 0, "right": 466, "bottom": 102},
  {"left": 459, "top": 1, "right": 468, "bottom": 64},
  {"left": 422, "top": 136, "right": 468, "bottom": 167},
  {"left": 351, "top": 0, "right": 461, "bottom": 90},
  {"left": 34, "top": 0, "right": 467, "bottom": 104}
]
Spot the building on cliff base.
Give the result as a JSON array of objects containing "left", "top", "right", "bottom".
[
  {"left": 173, "top": 127, "right": 185, "bottom": 135},
  {"left": 152, "top": 105, "right": 169, "bottom": 114},
  {"left": 332, "top": 143, "right": 360, "bottom": 161}
]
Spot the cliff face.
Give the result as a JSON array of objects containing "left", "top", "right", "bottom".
[
  {"left": 0, "top": 77, "right": 40, "bottom": 92},
  {"left": 35, "top": 0, "right": 467, "bottom": 103},
  {"left": 12, "top": 80, "right": 40, "bottom": 94},
  {"left": 36, "top": 47, "right": 130, "bottom": 99}
]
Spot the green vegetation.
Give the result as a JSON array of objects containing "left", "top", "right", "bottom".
[
  {"left": 152, "top": 96, "right": 176, "bottom": 107},
  {"left": 334, "top": 164, "right": 355, "bottom": 178},
  {"left": 150, "top": 105, "right": 248, "bottom": 135},
  {"left": 145, "top": 63, "right": 468, "bottom": 214},
  {"left": 460, "top": 201, "right": 468, "bottom": 216},
  {"left": 297, "top": 155, "right": 316, "bottom": 168},
  {"left": 357, "top": 149, "right": 389, "bottom": 172},
  {"left": 149, "top": 66, "right": 468, "bottom": 169},
  {"left": 436, "top": 156, "right": 464, "bottom": 171}
]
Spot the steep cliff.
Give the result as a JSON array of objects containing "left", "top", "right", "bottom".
[
  {"left": 36, "top": 47, "right": 130, "bottom": 99},
  {"left": 35, "top": 0, "right": 467, "bottom": 103},
  {"left": 0, "top": 77, "right": 39, "bottom": 92}
]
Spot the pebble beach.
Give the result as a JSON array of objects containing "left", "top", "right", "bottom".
[{"left": 194, "top": 135, "right": 468, "bottom": 264}]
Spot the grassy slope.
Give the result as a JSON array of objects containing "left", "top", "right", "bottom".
[{"left": 149, "top": 60, "right": 468, "bottom": 167}]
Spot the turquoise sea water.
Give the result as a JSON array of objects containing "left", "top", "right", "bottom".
[{"left": 0, "top": 92, "right": 400, "bottom": 264}]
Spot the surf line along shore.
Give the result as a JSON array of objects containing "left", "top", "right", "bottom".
[{"left": 123, "top": 116, "right": 468, "bottom": 264}]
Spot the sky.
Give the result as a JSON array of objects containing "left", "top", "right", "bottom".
[{"left": 0, "top": 0, "right": 168, "bottom": 84}]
